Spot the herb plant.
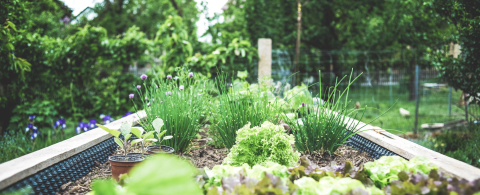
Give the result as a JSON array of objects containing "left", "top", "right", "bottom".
[
  {"left": 134, "top": 69, "right": 205, "bottom": 153},
  {"left": 129, "top": 127, "right": 155, "bottom": 158},
  {"left": 222, "top": 121, "right": 300, "bottom": 167},
  {"left": 290, "top": 70, "right": 368, "bottom": 155},
  {"left": 212, "top": 74, "right": 286, "bottom": 149}
]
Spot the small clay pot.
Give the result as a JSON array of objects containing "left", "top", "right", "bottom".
[
  {"left": 146, "top": 145, "right": 174, "bottom": 154},
  {"left": 109, "top": 155, "right": 144, "bottom": 181}
]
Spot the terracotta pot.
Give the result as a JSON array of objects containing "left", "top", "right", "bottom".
[
  {"left": 146, "top": 145, "right": 174, "bottom": 154},
  {"left": 109, "top": 155, "right": 144, "bottom": 181}
]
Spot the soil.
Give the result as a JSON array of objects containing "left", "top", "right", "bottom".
[{"left": 56, "top": 127, "right": 374, "bottom": 194}]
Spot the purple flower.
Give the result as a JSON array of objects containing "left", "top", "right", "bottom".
[
  {"left": 31, "top": 132, "right": 38, "bottom": 140},
  {"left": 167, "top": 75, "right": 172, "bottom": 79},
  {"left": 229, "top": 83, "right": 233, "bottom": 87},
  {"left": 123, "top": 112, "right": 133, "bottom": 117},
  {"left": 145, "top": 97, "right": 148, "bottom": 101},
  {"left": 29, "top": 115, "right": 35, "bottom": 120},
  {"left": 100, "top": 114, "right": 105, "bottom": 119},
  {"left": 103, "top": 115, "right": 111, "bottom": 124},
  {"left": 188, "top": 72, "right": 193, "bottom": 78},
  {"left": 179, "top": 85, "right": 184, "bottom": 91},
  {"left": 129, "top": 94, "right": 134, "bottom": 99},
  {"left": 147, "top": 102, "right": 151, "bottom": 107},
  {"left": 137, "top": 85, "right": 141, "bottom": 89},
  {"left": 76, "top": 127, "right": 81, "bottom": 134},
  {"left": 88, "top": 119, "right": 97, "bottom": 129},
  {"left": 140, "top": 74, "right": 148, "bottom": 80},
  {"left": 156, "top": 85, "right": 158, "bottom": 88},
  {"left": 152, "top": 98, "right": 155, "bottom": 102},
  {"left": 25, "top": 123, "right": 33, "bottom": 132},
  {"left": 168, "top": 91, "right": 172, "bottom": 96},
  {"left": 302, "top": 102, "right": 305, "bottom": 107}
]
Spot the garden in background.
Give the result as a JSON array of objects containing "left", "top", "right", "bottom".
[{"left": 1, "top": 0, "right": 480, "bottom": 194}]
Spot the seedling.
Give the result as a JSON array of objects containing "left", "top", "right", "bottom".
[
  {"left": 151, "top": 118, "right": 173, "bottom": 148},
  {"left": 130, "top": 127, "right": 156, "bottom": 158},
  {"left": 97, "top": 122, "right": 135, "bottom": 160}
]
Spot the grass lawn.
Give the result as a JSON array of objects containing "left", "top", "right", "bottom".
[{"left": 343, "top": 85, "right": 466, "bottom": 134}]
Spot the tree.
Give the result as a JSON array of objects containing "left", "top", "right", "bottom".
[{"left": 434, "top": 0, "right": 480, "bottom": 99}]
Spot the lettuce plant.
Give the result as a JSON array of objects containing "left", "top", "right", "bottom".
[
  {"left": 203, "top": 162, "right": 290, "bottom": 188},
  {"left": 363, "top": 156, "right": 438, "bottom": 188},
  {"left": 385, "top": 169, "right": 480, "bottom": 195},
  {"left": 283, "top": 83, "right": 313, "bottom": 113},
  {"left": 222, "top": 121, "right": 300, "bottom": 167},
  {"left": 294, "top": 176, "right": 384, "bottom": 195}
]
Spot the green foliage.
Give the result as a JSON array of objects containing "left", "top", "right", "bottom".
[
  {"left": 203, "top": 162, "right": 290, "bottom": 189},
  {"left": 97, "top": 122, "right": 136, "bottom": 158},
  {"left": 290, "top": 71, "right": 366, "bottom": 155},
  {"left": 90, "top": 155, "right": 202, "bottom": 195},
  {"left": 212, "top": 74, "right": 285, "bottom": 149},
  {"left": 413, "top": 123, "right": 480, "bottom": 168},
  {"left": 186, "top": 38, "right": 257, "bottom": 79},
  {"left": 222, "top": 121, "right": 300, "bottom": 167},
  {"left": 135, "top": 69, "right": 206, "bottom": 153},
  {"left": 283, "top": 84, "right": 313, "bottom": 112},
  {"left": 363, "top": 156, "right": 438, "bottom": 188},
  {"left": 294, "top": 176, "right": 383, "bottom": 195},
  {"left": 434, "top": 0, "right": 480, "bottom": 98},
  {"left": 386, "top": 169, "right": 480, "bottom": 195}
]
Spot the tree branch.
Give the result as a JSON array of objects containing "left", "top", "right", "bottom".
[{"left": 169, "top": 0, "right": 183, "bottom": 17}]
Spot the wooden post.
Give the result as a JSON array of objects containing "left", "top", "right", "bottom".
[
  {"left": 414, "top": 65, "right": 420, "bottom": 134},
  {"left": 258, "top": 38, "right": 272, "bottom": 82}
]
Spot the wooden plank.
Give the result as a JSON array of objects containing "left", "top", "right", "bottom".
[
  {"left": 346, "top": 117, "right": 480, "bottom": 181},
  {"left": 0, "top": 111, "right": 146, "bottom": 190},
  {"left": 258, "top": 38, "right": 272, "bottom": 81}
]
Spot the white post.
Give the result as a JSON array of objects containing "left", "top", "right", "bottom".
[{"left": 258, "top": 38, "right": 272, "bottom": 82}]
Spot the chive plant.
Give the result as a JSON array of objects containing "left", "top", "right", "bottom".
[
  {"left": 213, "top": 74, "right": 286, "bottom": 149},
  {"left": 290, "top": 70, "right": 369, "bottom": 155},
  {"left": 133, "top": 70, "right": 206, "bottom": 153}
]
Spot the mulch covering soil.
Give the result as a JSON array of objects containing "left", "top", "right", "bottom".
[{"left": 56, "top": 128, "right": 374, "bottom": 194}]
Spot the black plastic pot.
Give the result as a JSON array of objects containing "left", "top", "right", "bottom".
[
  {"left": 146, "top": 145, "right": 174, "bottom": 154},
  {"left": 126, "top": 153, "right": 153, "bottom": 159}
]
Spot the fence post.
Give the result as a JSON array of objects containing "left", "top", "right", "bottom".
[
  {"left": 258, "top": 38, "right": 272, "bottom": 83},
  {"left": 414, "top": 65, "right": 420, "bottom": 134}
]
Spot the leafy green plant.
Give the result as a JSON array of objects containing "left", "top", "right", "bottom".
[
  {"left": 212, "top": 74, "right": 286, "bottom": 149},
  {"left": 97, "top": 122, "right": 136, "bottom": 159},
  {"left": 385, "top": 169, "right": 480, "bottom": 195},
  {"left": 135, "top": 69, "right": 205, "bottom": 153},
  {"left": 290, "top": 71, "right": 368, "bottom": 155},
  {"left": 363, "top": 156, "right": 438, "bottom": 188},
  {"left": 294, "top": 176, "right": 384, "bottom": 195},
  {"left": 151, "top": 118, "right": 173, "bottom": 146},
  {"left": 222, "top": 121, "right": 300, "bottom": 167},
  {"left": 203, "top": 161, "right": 290, "bottom": 189},
  {"left": 129, "top": 126, "right": 156, "bottom": 158},
  {"left": 284, "top": 84, "right": 313, "bottom": 113},
  {"left": 89, "top": 155, "right": 203, "bottom": 195}
]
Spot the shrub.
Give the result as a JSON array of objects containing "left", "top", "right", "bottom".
[{"left": 222, "top": 121, "right": 300, "bottom": 167}]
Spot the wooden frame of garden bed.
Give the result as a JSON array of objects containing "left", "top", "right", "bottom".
[
  {"left": 0, "top": 109, "right": 479, "bottom": 191},
  {"left": 0, "top": 111, "right": 146, "bottom": 190}
]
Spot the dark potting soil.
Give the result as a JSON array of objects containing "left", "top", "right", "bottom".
[{"left": 55, "top": 127, "right": 374, "bottom": 194}]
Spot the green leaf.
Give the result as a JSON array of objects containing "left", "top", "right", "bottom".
[
  {"left": 131, "top": 127, "right": 143, "bottom": 138},
  {"left": 114, "top": 137, "right": 124, "bottom": 149},
  {"left": 144, "top": 131, "right": 155, "bottom": 139},
  {"left": 126, "top": 155, "right": 203, "bottom": 195},
  {"left": 131, "top": 139, "right": 143, "bottom": 145},
  {"left": 152, "top": 118, "right": 164, "bottom": 134},
  {"left": 158, "top": 130, "right": 167, "bottom": 138},
  {"left": 120, "top": 122, "right": 132, "bottom": 136},
  {"left": 125, "top": 133, "right": 132, "bottom": 141},
  {"left": 97, "top": 124, "right": 120, "bottom": 137}
]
